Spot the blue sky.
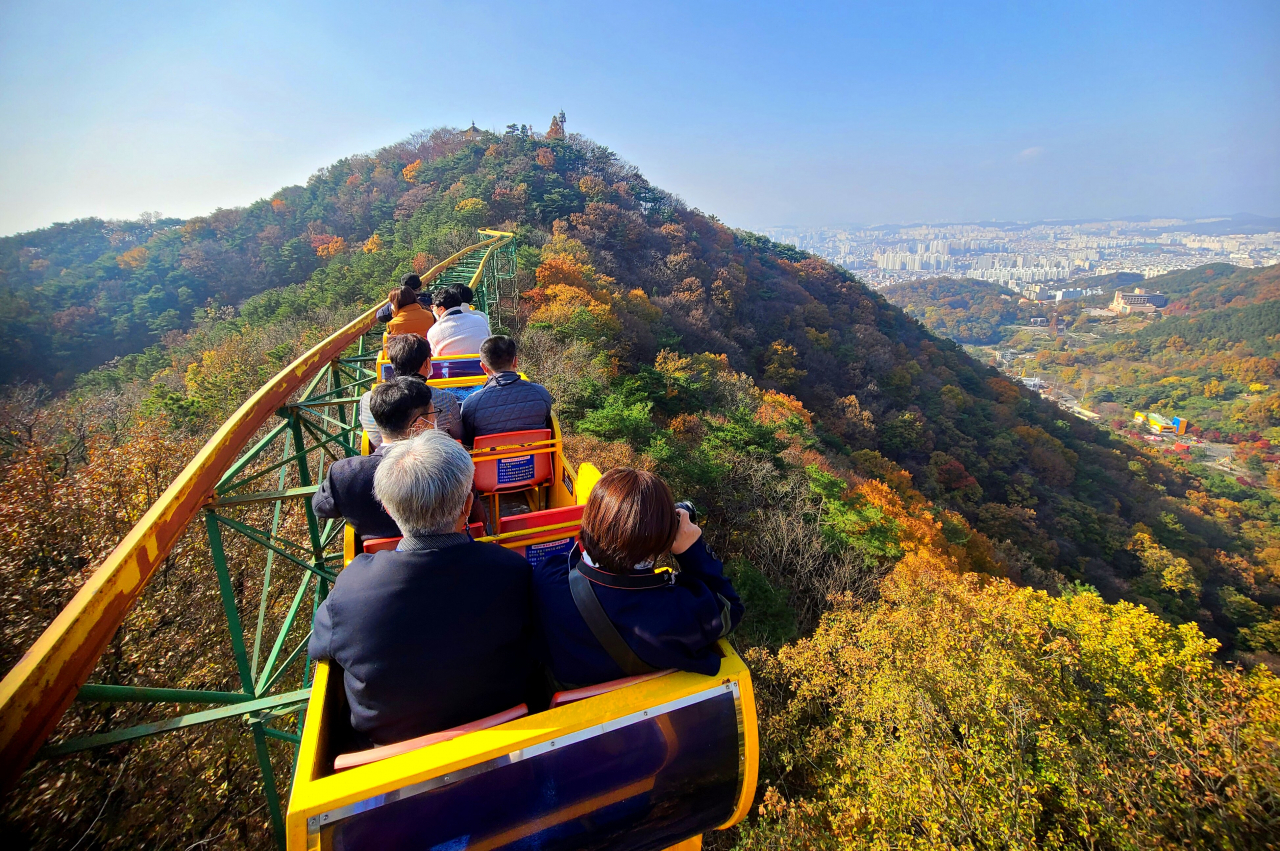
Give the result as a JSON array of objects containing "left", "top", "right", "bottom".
[{"left": 1, "top": 0, "right": 1276, "bottom": 236}]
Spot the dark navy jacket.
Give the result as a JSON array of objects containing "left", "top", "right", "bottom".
[
  {"left": 460, "top": 372, "right": 554, "bottom": 445},
  {"left": 308, "top": 534, "right": 537, "bottom": 745},
  {"left": 533, "top": 539, "right": 744, "bottom": 688},
  {"left": 375, "top": 293, "right": 433, "bottom": 324},
  {"left": 311, "top": 443, "right": 400, "bottom": 542}
]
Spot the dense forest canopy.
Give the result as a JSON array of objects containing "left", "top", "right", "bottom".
[
  {"left": 881, "top": 276, "right": 1034, "bottom": 344},
  {"left": 3, "top": 123, "right": 1277, "bottom": 849}
]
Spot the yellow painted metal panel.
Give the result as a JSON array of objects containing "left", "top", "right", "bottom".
[
  {"left": 575, "top": 463, "right": 603, "bottom": 506},
  {"left": 286, "top": 642, "right": 755, "bottom": 846}
]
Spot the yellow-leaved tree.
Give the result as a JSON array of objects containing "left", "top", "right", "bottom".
[{"left": 739, "top": 567, "right": 1280, "bottom": 851}]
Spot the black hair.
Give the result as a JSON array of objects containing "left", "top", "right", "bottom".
[
  {"left": 368, "top": 377, "right": 434, "bottom": 436},
  {"left": 450, "top": 283, "right": 475, "bottom": 305},
  {"left": 432, "top": 288, "right": 463, "bottom": 310},
  {"left": 479, "top": 335, "right": 518, "bottom": 371},
  {"left": 400, "top": 273, "right": 423, "bottom": 290},
  {"left": 385, "top": 333, "right": 431, "bottom": 377}
]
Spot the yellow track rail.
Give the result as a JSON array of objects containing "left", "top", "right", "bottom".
[
  {"left": 0, "top": 306, "right": 380, "bottom": 789},
  {"left": 0, "top": 235, "right": 508, "bottom": 791}
]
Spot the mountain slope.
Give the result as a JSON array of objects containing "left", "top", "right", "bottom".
[
  {"left": 881, "top": 276, "right": 1032, "bottom": 344},
  {"left": 4, "top": 124, "right": 1278, "bottom": 849}
]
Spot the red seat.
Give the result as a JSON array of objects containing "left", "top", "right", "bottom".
[
  {"left": 497, "top": 505, "right": 584, "bottom": 567},
  {"left": 550, "top": 670, "right": 674, "bottom": 708},
  {"left": 361, "top": 536, "right": 402, "bottom": 554},
  {"left": 333, "top": 703, "right": 529, "bottom": 771},
  {"left": 471, "top": 429, "right": 554, "bottom": 494}
]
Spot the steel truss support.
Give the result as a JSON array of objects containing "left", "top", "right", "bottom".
[
  {"left": 3, "top": 232, "right": 516, "bottom": 850},
  {"left": 34, "top": 331, "right": 379, "bottom": 844}
]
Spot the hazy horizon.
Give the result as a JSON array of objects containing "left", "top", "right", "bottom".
[{"left": 2, "top": 0, "right": 1277, "bottom": 238}]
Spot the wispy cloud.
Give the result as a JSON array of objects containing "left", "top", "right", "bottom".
[{"left": 1017, "top": 146, "right": 1045, "bottom": 161}]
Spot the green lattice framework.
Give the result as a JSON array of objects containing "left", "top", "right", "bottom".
[
  {"left": 14, "top": 231, "right": 518, "bottom": 848},
  {"left": 44, "top": 335, "right": 378, "bottom": 846}
]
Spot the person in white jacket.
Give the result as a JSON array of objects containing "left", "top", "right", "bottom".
[{"left": 428, "top": 287, "right": 491, "bottom": 356}]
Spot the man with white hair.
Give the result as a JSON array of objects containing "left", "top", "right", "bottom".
[{"left": 308, "top": 430, "right": 537, "bottom": 746}]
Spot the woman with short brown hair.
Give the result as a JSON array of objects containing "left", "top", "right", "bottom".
[
  {"left": 385, "top": 284, "right": 435, "bottom": 338},
  {"left": 533, "top": 468, "right": 743, "bottom": 688}
]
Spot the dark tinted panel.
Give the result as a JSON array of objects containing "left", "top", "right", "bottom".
[
  {"left": 430, "top": 360, "right": 485, "bottom": 379},
  {"left": 325, "top": 691, "right": 740, "bottom": 851}
]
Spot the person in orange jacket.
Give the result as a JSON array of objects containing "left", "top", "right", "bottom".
[{"left": 385, "top": 284, "right": 435, "bottom": 338}]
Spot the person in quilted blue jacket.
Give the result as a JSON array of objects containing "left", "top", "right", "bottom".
[{"left": 459, "top": 336, "right": 554, "bottom": 446}]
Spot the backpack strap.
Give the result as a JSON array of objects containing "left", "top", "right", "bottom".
[{"left": 568, "top": 566, "right": 657, "bottom": 677}]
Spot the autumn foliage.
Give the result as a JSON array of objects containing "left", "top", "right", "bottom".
[
  {"left": 741, "top": 568, "right": 1280, "bottom": 850},
  {"left": 116, "top": 245, "right": 149, "bottom": 270},
  {"left": 312, "top": 235, "right": 345, "bottom": 258},
  {"left": 5, "top": 121, "right": 1279, "bottom": 849}
]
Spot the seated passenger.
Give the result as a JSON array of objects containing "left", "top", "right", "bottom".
[
  {"left": 460, "top": 335, "right": 554, "bottom": 445},
  {"left": 313, "top": 378, "right": 433, "bottom": 543},
  {"left": 309, "top": 431, "right": 537, "bottom": 745},
  {"left": 427, "top": 287, "right": 490, "bottom": 357},
  {"left": 375, "top": 273, "right": 432, "bottom": 324},
  {"left": 533, "top": 468, "right": 743, "bottom": 688},
  {"left": 451, "top": 283, "right": 479, "bottom": 310},
  {"left": 386, "top": 284, "right": 435, "bottom": 338},
  {"left": 359, "top": 334, "right": 462, "bottom": 445}
]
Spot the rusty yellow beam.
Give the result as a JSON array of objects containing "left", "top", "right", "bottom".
[{"left": 0, "top": 304, "right": 385, "bottom": 790}]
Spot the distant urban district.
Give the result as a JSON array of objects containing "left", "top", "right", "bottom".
[{"left": 764, "top": 214, "right": 1280, "bottom": 300}]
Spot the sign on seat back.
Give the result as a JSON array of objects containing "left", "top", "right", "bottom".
[
  {"left": 497, "top": 505, "right": 584, "bottom": 567},
  {"left": 472, "top": 429, "right": 553, "bottom": 494}
]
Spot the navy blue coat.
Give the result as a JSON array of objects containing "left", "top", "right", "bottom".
[
  {"left": 533, "top": 539, "right": 744, "bottom": 688},
  {"left": 311, "top": 443, "right": 400, "bottom": 543},
  {"left": 308, "top": 536, "right": 537, "bottom": 745},
  {"left": 375, "top": 293, "right": 433, "bottom": 324},
  {"left": 460, "top": 372, "right": 555, "bottom": 445}
]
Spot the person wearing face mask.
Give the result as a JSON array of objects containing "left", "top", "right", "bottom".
[{"left": 532, "top": 468, "right": 744, "bottom": 688}]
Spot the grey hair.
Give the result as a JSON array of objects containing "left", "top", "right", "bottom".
[{"left": 373, "top": 430, "right": 474, "bottom": 536}]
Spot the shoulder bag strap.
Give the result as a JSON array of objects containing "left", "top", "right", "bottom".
[{"left": 568, "top": 566, "right": 656, "bottom": 676}]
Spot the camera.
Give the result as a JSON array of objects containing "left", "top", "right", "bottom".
[{"left": 674, "top": 500, "right": 697, "bottom": 524}]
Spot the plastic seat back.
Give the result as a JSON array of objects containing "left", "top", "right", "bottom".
[
  {"left": 361, "top": 536, "right": 401, "bottom": 554},
  {"left": 472, "top": 429, "right": 553, "bottom": 494},
  {"left": 497, "top": 504, "right": 584, "bottom": 567}
]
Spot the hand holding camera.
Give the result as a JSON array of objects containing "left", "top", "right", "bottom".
[{"left": 671, "top": 500, "right": 702, "bottom": 555}]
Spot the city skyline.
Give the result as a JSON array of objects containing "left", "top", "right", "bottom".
[
  {"left": 762, "top": 215, "right": 1280, "bottom": 294},
  {"left": 2, "top": 0, "right": 1277, "bottom": 237}
]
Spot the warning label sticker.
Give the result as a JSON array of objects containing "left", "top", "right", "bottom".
[
  {"left": 526, "top": 537, "right": 577, "bottom": 567},
  {"left": 497, "top": 454, "right": 535, "bottom": 485}
]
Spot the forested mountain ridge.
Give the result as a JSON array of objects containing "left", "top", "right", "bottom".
[
  {"left": 4, "top": 124, "right": 1278, "bottom": 849},
  {"left": 881, "top": 276, "right": 1033, "bottom": 344},
  {"left": 0, "top": 129, "right": 482, "bottom": 388}
]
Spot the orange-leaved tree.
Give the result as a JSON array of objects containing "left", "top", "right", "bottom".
[{"left": 116, "top": 245, "right": 149, "bottom": 270}]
